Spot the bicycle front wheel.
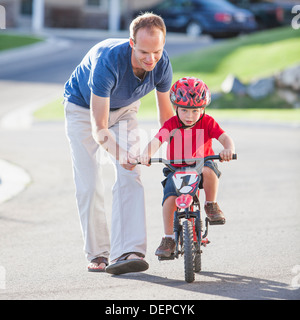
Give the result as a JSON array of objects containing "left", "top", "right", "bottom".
[
  {"left": 194, "top": 241, "right": 201, "bottom": 273},
  {"left": 183, "top": 220, "right": 195, "bottom": 283}
]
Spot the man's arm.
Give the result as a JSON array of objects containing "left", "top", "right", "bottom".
[
  {"left": 90, "top": 93, "right": 136, "bottom": 170},
  {"left": 155, "top": 90, "right": 174, "bottom": 126}
]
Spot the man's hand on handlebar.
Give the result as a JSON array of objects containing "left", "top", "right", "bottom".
[
  {"left": 120, "top": 153, "right": 139, "bottom": 171},
  {"left": 136, "top": 154, "right": 151, "bottom": 166}
]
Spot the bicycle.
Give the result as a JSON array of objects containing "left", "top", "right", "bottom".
[{"left": 149, "top": 154, "right": 237, "bottom": 283}]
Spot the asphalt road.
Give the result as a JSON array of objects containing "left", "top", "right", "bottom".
[{"left": 0, "top": 31, "right": 299, "bottom": 301}]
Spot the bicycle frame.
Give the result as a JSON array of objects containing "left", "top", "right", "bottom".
[
  {"left": 151, "top": 157, "right": 208, "bottom": 260},
  {"left": 150, "top": 154, "right": 237, "bottom": 282}
]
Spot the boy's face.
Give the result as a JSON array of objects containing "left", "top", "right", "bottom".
[{"left": 177, "top": 107, "right": 204, "bottom": 127}]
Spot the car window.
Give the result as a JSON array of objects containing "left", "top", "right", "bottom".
[
  {"left": 155, "top": 0, "right": 195, "bottom": 10},
  {"left": 155, "top": 0, "right": 173, "bottom": 10},
  {"left": 195, "top": 0, "right": 236, "bottom": 10},
  {"left": 174, "top": 0, "right": 194, "bottom": 8}
]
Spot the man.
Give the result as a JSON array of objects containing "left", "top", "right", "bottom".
[{"left": 64, "top": 13, "right": 174, "bottom": 275}]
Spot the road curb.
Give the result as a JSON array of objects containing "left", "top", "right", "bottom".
[
  {"left": 0, "top": 91, "right": 62, "bottom": 129},
  {"left": 0, "top": 159, "right": 31, "bottom": 204}
]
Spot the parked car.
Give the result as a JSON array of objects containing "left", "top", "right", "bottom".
[
  {"left": 228, "top": 0, "right": 295, "bottom": 29},
  {"left": 134, "top": 0, "right": 257, "bottom": 38}
]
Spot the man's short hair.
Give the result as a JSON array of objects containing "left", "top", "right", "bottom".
[{"left": 130, "top": 12, "right": 166, "bottom": 43}]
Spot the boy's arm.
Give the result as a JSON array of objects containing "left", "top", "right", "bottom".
[
  {"left": 138, "top": 137, "right": 162, "bottom": 166},
  {"left": 218, "top": 133, "right": 235, "bottom": 162}
]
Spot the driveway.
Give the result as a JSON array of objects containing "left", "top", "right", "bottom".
[{"left": 0, "top": 119, "right": 299, "bottom": 300}]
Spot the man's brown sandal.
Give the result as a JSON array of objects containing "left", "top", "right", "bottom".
[{"left": 105, "top": 252, "right": 149, "bottom": 275}]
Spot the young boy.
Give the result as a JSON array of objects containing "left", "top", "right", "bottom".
[{"left": 138, "top": 77, "right": 235, "bottom": 258}]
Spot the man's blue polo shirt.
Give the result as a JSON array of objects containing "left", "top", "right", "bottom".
[{"left": 64, "top": 38, "right": 173, "bottom": 109}]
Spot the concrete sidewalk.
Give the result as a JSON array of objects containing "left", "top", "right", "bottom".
[
  {"left": 0, "top": 36, "right": 71, "bottom": 69},
  {"left": 0, "top": 27, "right": 212, "bottom": 67}
]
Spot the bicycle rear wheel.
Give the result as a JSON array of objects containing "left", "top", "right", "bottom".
[{"left": 183, "top": 220, "right": 195, "bottom": 283}]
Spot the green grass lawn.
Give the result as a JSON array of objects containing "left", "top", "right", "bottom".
[
  {"left": 0, "top": 33, "right": 43, "bottom": 51},
  {"left": 34, "top": 26, "right": 300, "bottom": 124},
  {"left": 170, "top": 26, "right": 300, "bottom": 91}
]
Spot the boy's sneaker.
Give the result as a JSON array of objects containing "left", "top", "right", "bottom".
[
  {"left": 155, "top": 237, "right": 176, "bottom": 258},
  {"left": 204, "top": 202, "right": 226, "bottom": 225}
]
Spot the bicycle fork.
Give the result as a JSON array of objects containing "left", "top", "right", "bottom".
[{"left": 173, "top": 209, "right": 205, "bottom": 257}]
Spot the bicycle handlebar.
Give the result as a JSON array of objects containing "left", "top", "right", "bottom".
[{"left": 149, "top": 153, "right": 237, "bottom": 165}]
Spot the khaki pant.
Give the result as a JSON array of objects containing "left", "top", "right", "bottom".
[{"left": 64, "top": 100, "right": 146, "bottom": 262}]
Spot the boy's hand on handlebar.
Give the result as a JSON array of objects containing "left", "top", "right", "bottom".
[
  {"left": 218, "top": 133, "right": 235, "bottom": 162},
  {"left": 219, "top": 149, "right": 235, "bottom": 162}
]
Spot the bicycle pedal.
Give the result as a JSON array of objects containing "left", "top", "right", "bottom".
[
  {"left": 158, "top": 254, "right": 175, "bottom": 261},
  {"left": 201, "top": 238, "right": 210, "bottom": 246},
  {"left": 208, "top": 219, "right": 225, "bottom": 226}
]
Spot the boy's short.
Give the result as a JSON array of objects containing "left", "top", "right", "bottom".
[{"left": 161, "top": 160, "right": 221, "bottom": 206}]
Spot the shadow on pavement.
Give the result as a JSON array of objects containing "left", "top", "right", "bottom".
[{"left": 114, "top": 270, "right": 300, "bottom": 300}]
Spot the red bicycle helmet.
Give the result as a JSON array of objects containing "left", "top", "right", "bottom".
[{"left": 170, "top": 77, "right": 211, "bottom": 108}]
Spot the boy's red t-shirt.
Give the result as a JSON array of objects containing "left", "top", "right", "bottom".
[{"left": 155, "top": 114, "right": 224, "bottom": 167}]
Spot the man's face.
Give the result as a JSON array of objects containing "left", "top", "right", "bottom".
[{"left": 130, "top": 27, "right": 165, "bottom": 72}]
